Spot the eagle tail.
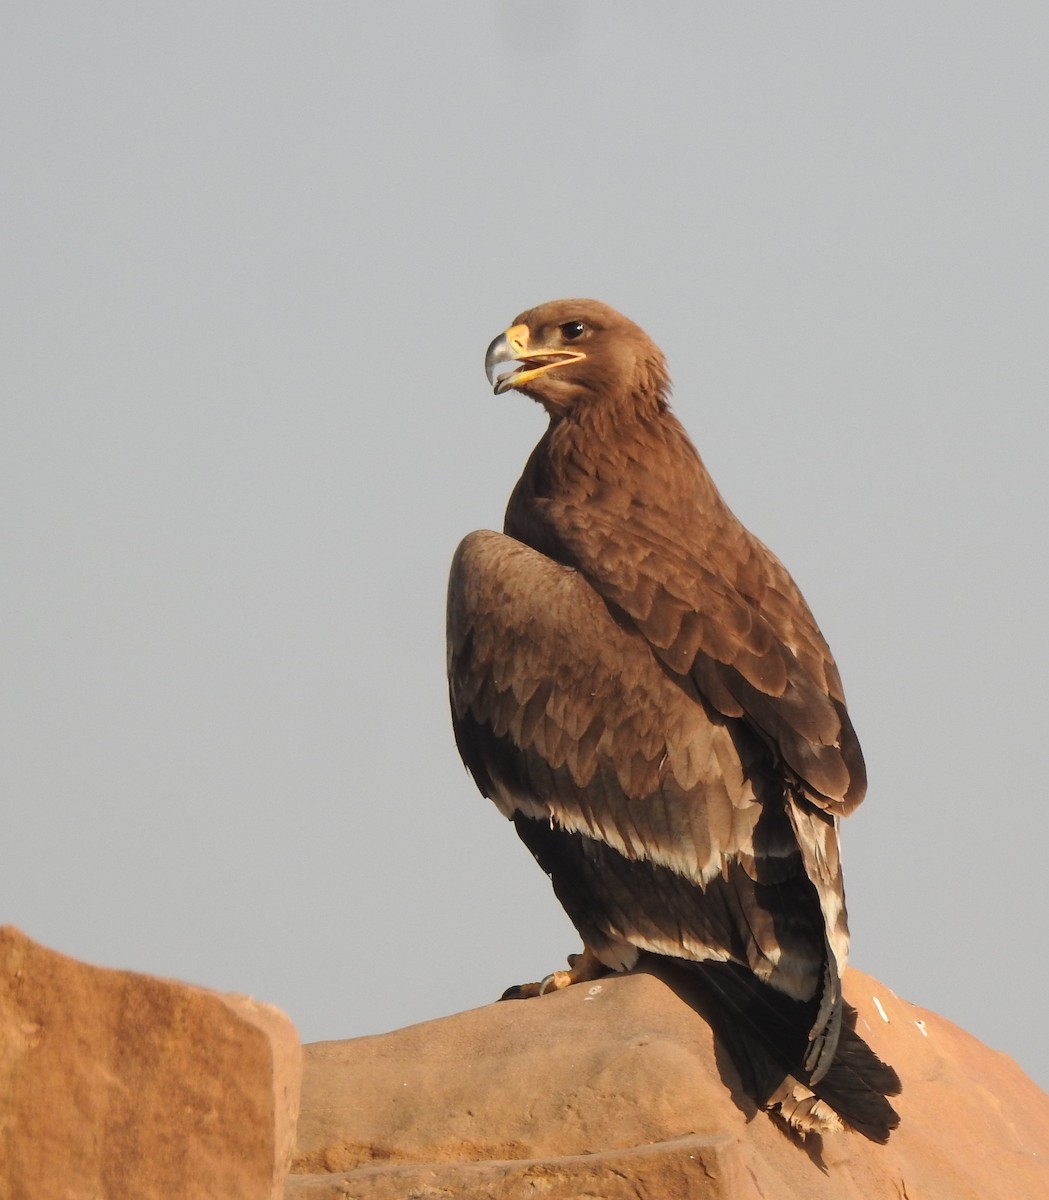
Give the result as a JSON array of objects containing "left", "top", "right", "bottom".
[
  {"left": 805, "top": 1014, "right": 902, "bottom": 1142},
  {"left": 677, "top": 958, "right": 901, "bottom": 1143}
]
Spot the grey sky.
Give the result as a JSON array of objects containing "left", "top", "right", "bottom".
[{"left": 3, "top": 3, "right": 1047, "bottom": 1093}]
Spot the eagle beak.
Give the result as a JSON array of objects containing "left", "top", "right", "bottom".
[
  {"left": 485, "top": 325, "right": 530, "bottom": 394},
  {"left": 485, "top": 324, "right": 586, "bottom": 395}
]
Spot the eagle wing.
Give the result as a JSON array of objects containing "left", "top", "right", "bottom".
[
  {"left": 447, "top": 528, "right": 841, "bottom": 1008},
  {"left": 530, "top": 495, "right": 867, "bottom": 815}
]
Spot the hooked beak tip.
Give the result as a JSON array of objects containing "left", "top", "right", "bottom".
[{"left": 485, "top": 333, "right": 509, "bottom": 387}]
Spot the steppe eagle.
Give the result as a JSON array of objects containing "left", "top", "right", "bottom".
[{"left": 446, "top": 299, "right": 900, "bottom": 1140}]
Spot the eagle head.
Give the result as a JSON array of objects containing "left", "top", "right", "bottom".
[{"left": 485, "top": 299, "right": 669, "bottom": 418}]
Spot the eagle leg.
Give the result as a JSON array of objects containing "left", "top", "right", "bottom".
[{"left": 499, "top": 946, "right": 611, "bottom": 1000}]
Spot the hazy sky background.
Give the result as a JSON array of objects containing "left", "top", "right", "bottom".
[{"left": 3, "top": 3, "right": 1047, "bottom": 1092}]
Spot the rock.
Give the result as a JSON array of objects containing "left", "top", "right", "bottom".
[
  {"left": 0, "top": 926, "right": 301, "bottom": 1200},
  {"left": 288, "top": 963, "right": 1049, "bottom": 1200},
  {"left": 289, "top": 1134, "right": 758, "bottom": 1200}
]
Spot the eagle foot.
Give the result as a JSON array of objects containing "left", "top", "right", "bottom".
[
  {"left": 499, "top": 947, "right": 610, "bottom": 1000},
  {"left": 768, "top": 1079, "right": 844, "bottom": 1138}
]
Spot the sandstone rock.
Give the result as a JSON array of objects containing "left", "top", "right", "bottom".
[
  {"left": 0, "top": 926, "right": 301, "bottom": 1200},
  {"left": 288, "top": 963, "right": 1049, "bottom": 1200},
  {"left": 289, "top": 1134, "right": 758, "bottom": 1200}
]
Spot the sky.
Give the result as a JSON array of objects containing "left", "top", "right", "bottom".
[{"left": 2, "top": 3, "right": 1047, "bottom": 1094}]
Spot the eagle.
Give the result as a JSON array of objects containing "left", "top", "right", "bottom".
[{"left": 446, "top": 299, "right": 900, "bottom": 1141}]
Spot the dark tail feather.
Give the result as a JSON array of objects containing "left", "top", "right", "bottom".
[
  {"left": 675, "top": 958, "right": 900, "bottom": 1142},
  {"left": 811, "top": 1008, "right": 901, "bottom": 1142}
]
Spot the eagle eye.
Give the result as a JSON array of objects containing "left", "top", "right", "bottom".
[{"left": 560, "top": 321, "right": 586, "bottom": 341}]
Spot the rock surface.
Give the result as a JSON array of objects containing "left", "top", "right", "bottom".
[
  {"left": 0, "top": 926, "right": 301, "bottom": 1200},
  {"left": 288, "top": 963, "right": 1049, "bottom": 1200},
  {"left": 4, "top": 927, "right": 1046, "bottom": 1199}
]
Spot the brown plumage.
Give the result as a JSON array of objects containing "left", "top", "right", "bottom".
[{"left": 447, "top": 299, "right": 900, "bottom": 1141}]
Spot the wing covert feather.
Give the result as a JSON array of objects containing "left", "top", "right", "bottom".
[
  {"left": 448, "top": 530, "right": 762, "bottom": 881},
  {"left": 532, "top": 500, "right": 866, "bottom": 813}
]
